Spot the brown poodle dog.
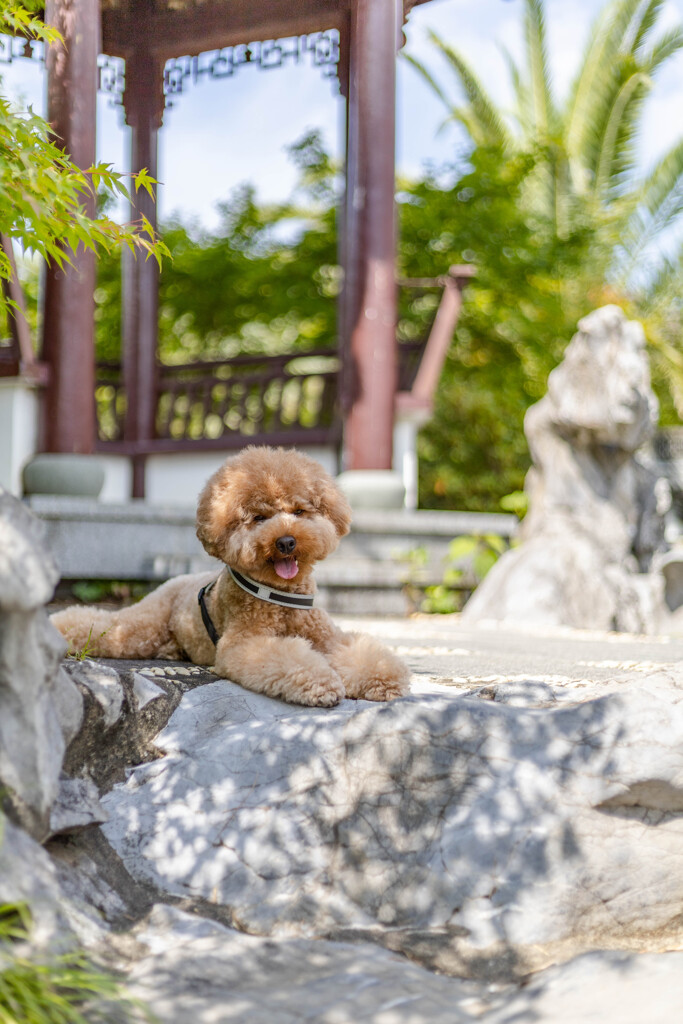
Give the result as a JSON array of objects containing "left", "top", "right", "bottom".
[{"left": 51, "top": 446, "right": 410, "bottom": 707}]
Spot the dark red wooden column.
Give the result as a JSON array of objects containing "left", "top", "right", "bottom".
[
  {"left": 122, "top": 42, "right": 164, "bottom": 498},
  {"left": 41, "top": 0, "right": 99, "bottom": 453},
  {"left": 341, "top": 0, "right": 399, "bottom": 471}
]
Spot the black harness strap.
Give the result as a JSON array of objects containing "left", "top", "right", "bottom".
[{"left": 198, "top": 579, "right": 220, "bottom": 645}]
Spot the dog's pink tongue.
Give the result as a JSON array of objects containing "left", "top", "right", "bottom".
[{"left": 274, "top": 557, "right": 298, "bottom": 580}]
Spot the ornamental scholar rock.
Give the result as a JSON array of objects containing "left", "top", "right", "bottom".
[
  {"left": 0, "top": 489, "right": 82, "bottom": 838},
  {"left": 462, "top": 305, "right": 671, "bottom": 632}
]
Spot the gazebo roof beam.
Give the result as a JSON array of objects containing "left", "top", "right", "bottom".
[{"left": 102, "top": 0, "right": 344, "bottom": 60}]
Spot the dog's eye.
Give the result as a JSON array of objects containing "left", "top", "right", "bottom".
[
  {"left": 252, "top": 514, "right": 268, "bottom": 523},
  {"left": 292, "top": 509, "right": 305, "bottom": 516}
]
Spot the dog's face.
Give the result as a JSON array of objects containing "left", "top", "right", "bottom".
[{"left": 196, "top": 446, "right": 352, "bottom": 587}]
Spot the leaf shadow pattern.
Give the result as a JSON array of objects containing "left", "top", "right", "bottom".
[{"left": 97, "top": 680, "right": 683, "bottom": 984}]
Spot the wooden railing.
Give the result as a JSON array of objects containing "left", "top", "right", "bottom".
[
  {"left": 95, "top": 271, "right": 472, "bottom": 456},
  {"left": 96, "top": 348, "right": 342, "bottom": 453}
]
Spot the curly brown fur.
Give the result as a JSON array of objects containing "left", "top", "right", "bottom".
[{"left": 51, "top": 446, "right": 410, "bottom": 707}]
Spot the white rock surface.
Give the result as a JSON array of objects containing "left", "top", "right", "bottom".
[
  {"left": 132, "top": 671, "right": 166, "bottom": 710},
  {"left": 5, "top": 573, "right": 683, "bottom": 1022},
  {"left": 0, "top": 818, "right": 69, "bottom": 948},
  {"left": 49, "top": 775, "right": 109, "bottom": 836},
  {"left": 126, "top": 905, "right": 485, "bottom": 1024},
  {"left": 487, "top": 949, "right": 683, "bottom": 1024},
  {"left": 66, "top": 660, "right": 125, "bottom": 729},
  {"left": 101, "top": 666, "right": 683, "bottom": 979},
  {"left": 0, "top": 490, "right": 76, "bottom": 835},
  {"left": 120, "top": 906, "right": 683, "bottom": 1024}
]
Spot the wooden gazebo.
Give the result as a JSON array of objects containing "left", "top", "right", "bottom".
[{"left": 33, "top": 0, "right": 455, "bottom": 497}]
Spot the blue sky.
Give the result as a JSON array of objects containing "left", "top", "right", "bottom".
[{"left": 3, "top": 0, "right": 683, "bottom": 231}]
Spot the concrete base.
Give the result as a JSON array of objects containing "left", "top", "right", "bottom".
[
  {"left": 23, "top": 454, "right": 105, "bottom": 499},
  {"left": 0, "top": 377, "right": 39, "bottom": 495},
  {"left": 336, "top": 469, "right": 406, "bottom": 510},
  {"left": 26, "top": 497, "right": 215, "bottom": 581}
]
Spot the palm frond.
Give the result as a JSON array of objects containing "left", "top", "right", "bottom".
[
  {"left": 523, "top": 0, "right": 556, "bottom": 136},
  {"left": 639, "top": 25, "right": 683, "bottom": 74},
  {"left": 566, "top": 0, "right": 646, "bottom": 163},
  {"left": 593, "top": 70, "right": 651, "bottom": 198},
  {"left": 426, "top": 30, "right": 512, "bottom": 149},
  {"left": 403, "top": 51, "right": 501, "bottom": 149},
  {"left": 639, "top": 138, "right": 683, "bottom": 225},
  {"left": 642, "top": 245, "right": 683, "bottom": 311},
  {"left": 402, "top": 52, "right": 456, "bottom": 115},
  {"left": 626, "top": 0, "right": 665, "bottom": 54},
  {"left": 436, "top": 107, "right": 499, "bottom": 146},
  {"left": 618, "top": 139, "right": 683, "bottom": 277},
  {"left": 498, "top": 42, "right": 532, "bottom": 135}
]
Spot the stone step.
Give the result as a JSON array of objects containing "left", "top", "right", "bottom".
[{"left": 27, "top": 496, "right": 517, "bottom": 614}]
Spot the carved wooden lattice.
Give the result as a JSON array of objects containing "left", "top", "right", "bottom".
[
  {"left": 95, "top": 272, "right": 472, "bottom": 455},
  {"left": 96, "top": 349, "right": 341, "bottom": 452}
]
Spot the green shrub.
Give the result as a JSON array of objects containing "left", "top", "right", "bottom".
[{"left": 0, "top": 903, "right": 144, "bottom": 1024}]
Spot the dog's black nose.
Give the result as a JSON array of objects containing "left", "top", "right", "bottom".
[{"left": 276, "top": 535, "right": 297, "bottom": 555}]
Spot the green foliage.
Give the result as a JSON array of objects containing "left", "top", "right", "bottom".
[
  {"left": 94, "top": 131, "right": 339, "bottom": 364},
  {"left": 0, "top": 902, "right": 142, "bottom": 1023},
  {"left": 421, "top": 532, "right": 508, "bottom": 614},
  {"left": 499, "top": 490, "right": 529, "bottom": 519},
  {"left": 447, "top": 532, "right": 507, "bottom": 577},
  {"left": 69, "top": 580, "right": 150, "bottom": 605},
  {"left": 420, "top": 584, "right": 462, "bottom": 615},
  {"left": 0, "top": 0, "right": 168, "bottom": 320},
  {"left": 65, "top": 624, "right": 108, "bottom": 661},
  {"left": 398, "top": 145, "right": 608, "bottom": 509},
  {"left": 404, "top": 0, "right": 683, "bottom": 509}
]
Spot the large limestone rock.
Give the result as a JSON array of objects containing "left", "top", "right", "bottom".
[
  {"left": 121, "top": 907, "right": 683, "bottom": 1024},
  {"left": 3, "top": 607, "right": 683, "bottom": 1020},
  {"left": 463, "top": 306, "right": 672, "bottom": 632},
  {"left": 0, "top": 489, "right": 83, "bottom": 837},
  {"left": 0, "top": 818, "right": 72, "bottom": 948},
  {"left": 123, "top": 905, "right": 483, "bottom": 1024},
  {"left": 99, "top": 674, "right": 683, "bottom": 981}
]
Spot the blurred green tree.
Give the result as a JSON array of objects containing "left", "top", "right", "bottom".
[
  {"left": 0, "top": 0, "right": 167, "bottom": 336},
  {"left": 397, "top": 146, "right": 606, "bottom": 508},
  {"left": 94, "top": 131, "right": 339, "bottom": 363},
  {"left": 403, "top": 0, "right": 683, "bottom": 507}
]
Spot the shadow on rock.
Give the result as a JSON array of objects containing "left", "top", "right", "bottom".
[{"left": 81, "top": 679, "right": 683, "bottom": 982}]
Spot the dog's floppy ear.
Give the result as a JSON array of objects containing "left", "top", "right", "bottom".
[
  {"left": 196, "top": 458, "right": 241, "bottom": 558},
  {"left": 317, "top": 476, "right": 352, "bottom": 538}
]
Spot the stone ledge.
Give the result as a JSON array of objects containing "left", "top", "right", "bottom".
[{"left": 8, "top": 610, "right": 683, "bottom": 1022}]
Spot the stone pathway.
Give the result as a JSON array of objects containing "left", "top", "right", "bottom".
[{"left": 354, "top": 612, "right": 683, "bottom": 682}]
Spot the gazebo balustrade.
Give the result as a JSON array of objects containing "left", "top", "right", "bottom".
[
  {"left": 95, "top": 348, "right": 342, "bottom": 453},
  {"left": 92, "top": 270, "right": 472, "bottom": 457}
]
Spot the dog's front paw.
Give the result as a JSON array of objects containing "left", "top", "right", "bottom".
[
  {"left": 295, "top": 671, "right": 346, "bottom": 708},
  {"left": 358, "top": 654, "right": 411, "bottom": 701},
  {"left": 359, "top": 674, "right": 410, "bottom": 702},
  {"left": 333, "top": 637, "right": 411, "bottom": 702}
]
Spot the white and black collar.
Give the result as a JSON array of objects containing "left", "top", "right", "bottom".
[
  {"left": 228, "top": 567, "right": 316, "bottom": 609},
  {"left": 198, "top": 569, "right": 316, "bottom": 646}
]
